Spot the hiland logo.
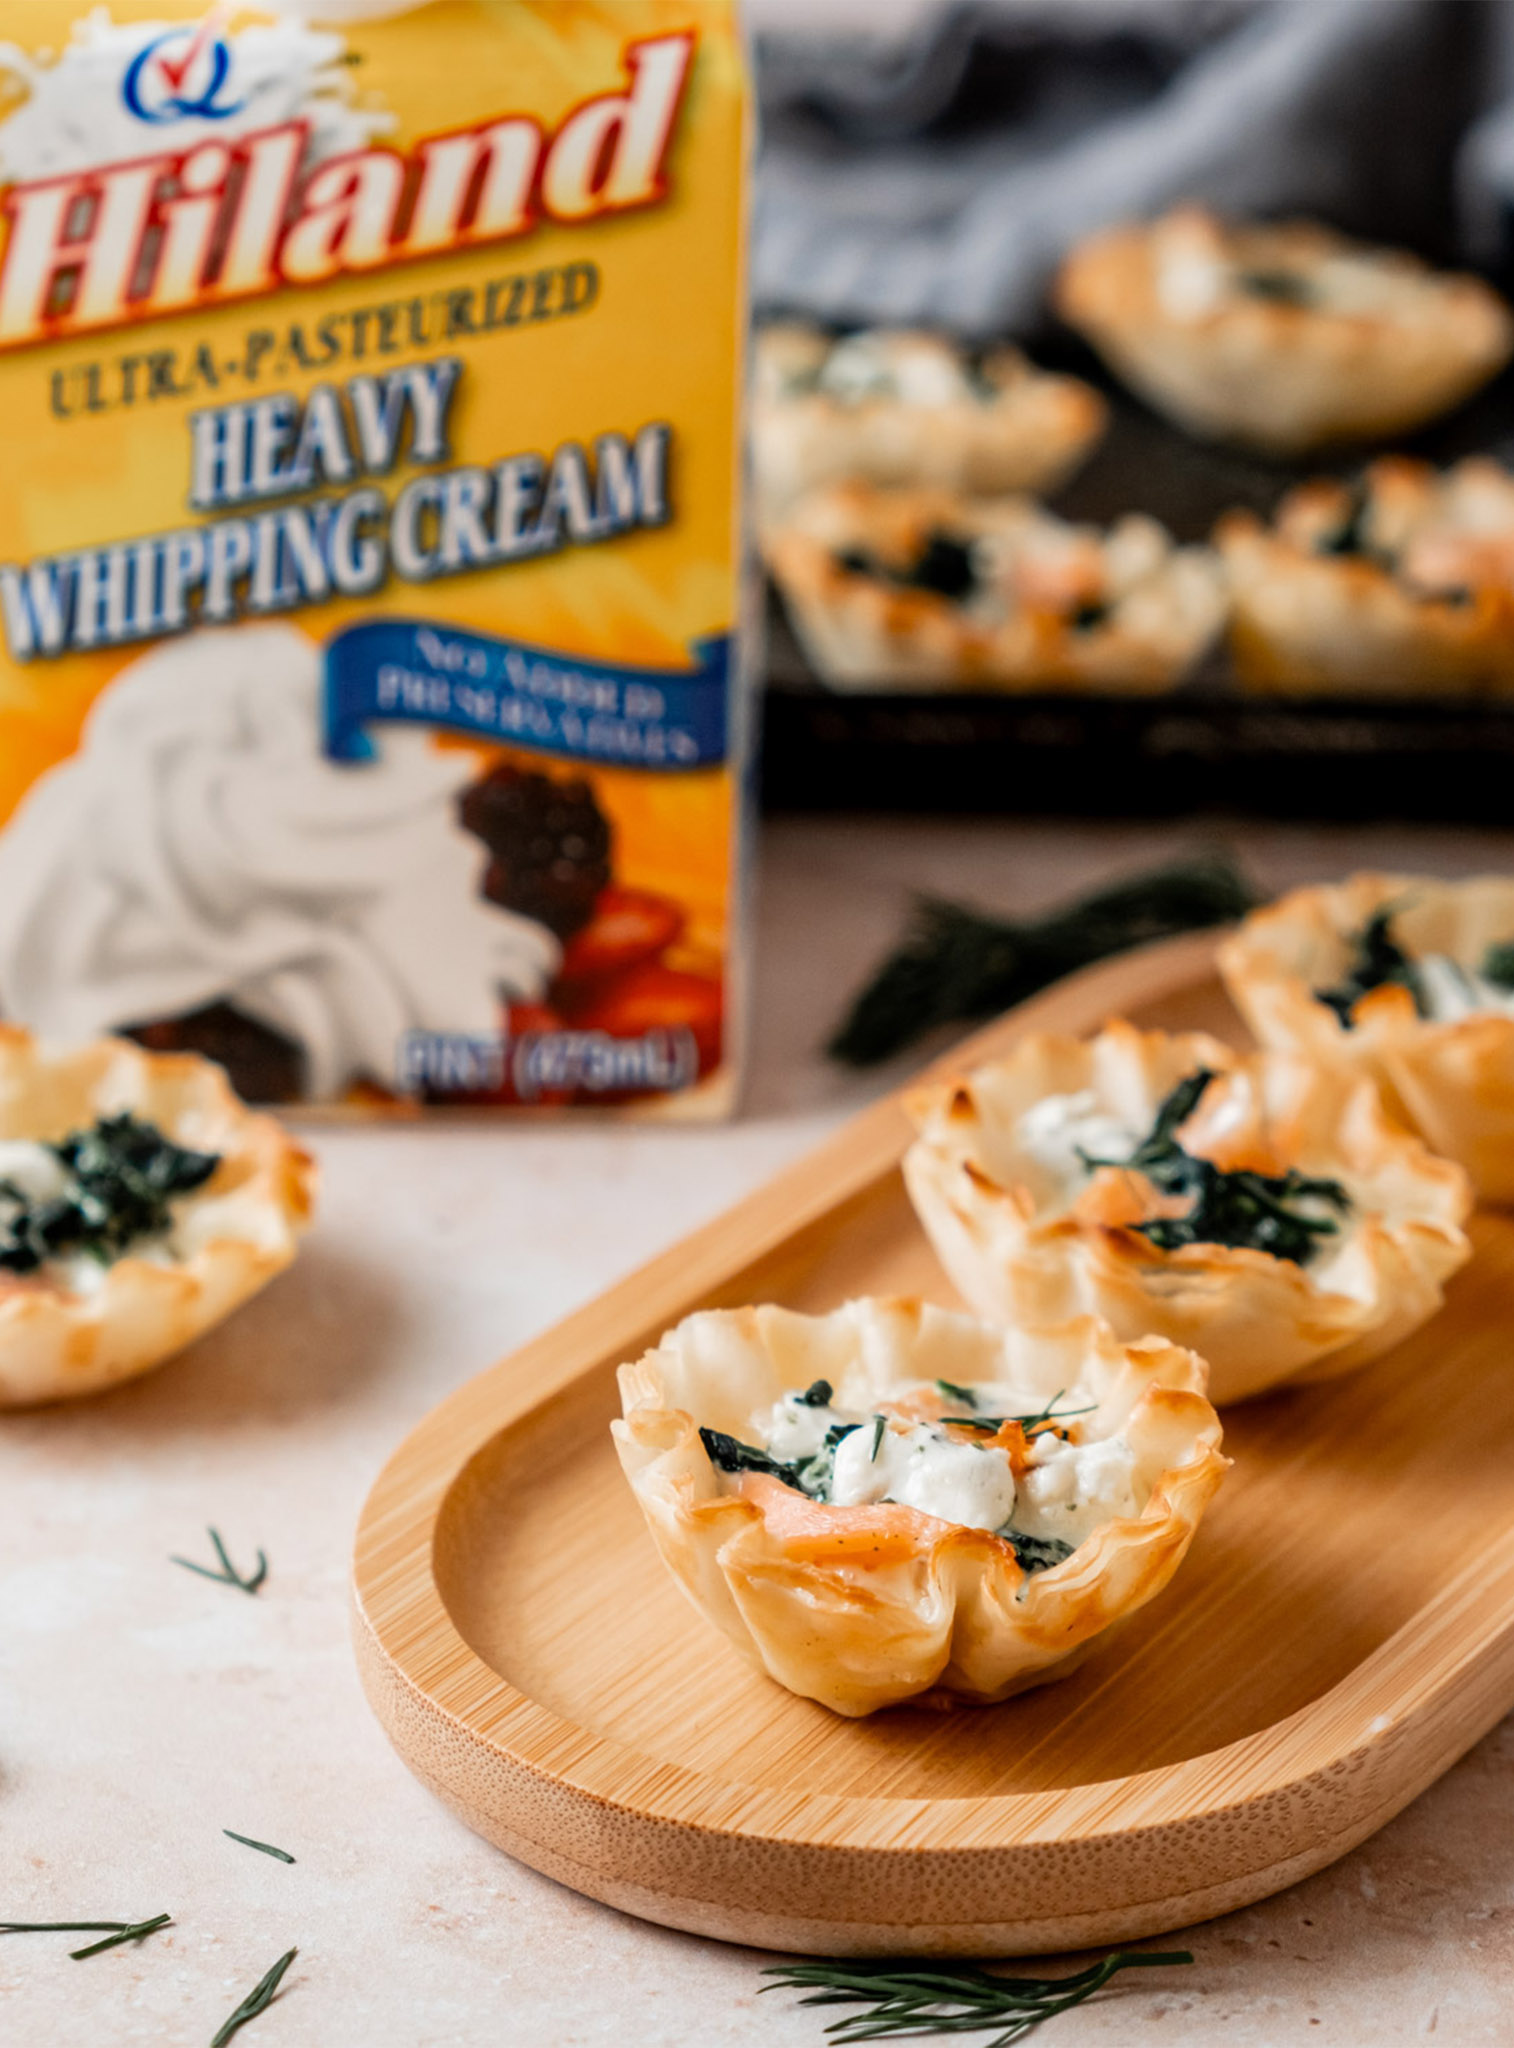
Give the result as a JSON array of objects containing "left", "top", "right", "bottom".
[
  {"left": 121, "top": 13, "right": 245, "bottom": 126},
  {"left": 0, "top": 19, "right": 696, "bottom": 350}
]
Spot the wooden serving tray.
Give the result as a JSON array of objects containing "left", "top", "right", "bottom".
[{"left": 352, "top": 932, "right": 1514, "bottom": 1955}]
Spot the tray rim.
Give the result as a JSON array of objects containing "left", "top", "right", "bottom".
[{"left": 351, "top": 931, "right": 1514, "bottom": 1921}]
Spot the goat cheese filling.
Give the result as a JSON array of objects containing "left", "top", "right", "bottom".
[
  {"left": 1004, "top": 1069, "right": 1354, "bottom": 1267},
  {"left": 1316, "top": 907, "right": 1514, "bottom": 1027},
  {"left": 1013, "top": 1088, "right": 1140, "bottom": 1208},
  {"left": 816, "top": 333, "right": 976, "bottom": 409},
  {"left": 1410, "top": 955, "right": 1514, "bottom": 1021},
  {"left": 702, "top": 1376, "right": 1142, "bottom": 1571}
]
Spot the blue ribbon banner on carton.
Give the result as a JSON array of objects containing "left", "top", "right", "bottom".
[{"left": 323, "top": 619, "right": 730, "bottom": 769}]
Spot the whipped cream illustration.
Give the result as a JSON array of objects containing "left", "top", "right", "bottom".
[
  {"left": 0, "top": 623, "right": 559, "bottom": 1096},
  {"left": 0, "top": 8, "right": 393, "bottom": 183}
]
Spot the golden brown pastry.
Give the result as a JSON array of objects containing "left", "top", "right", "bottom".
[
  {"left": 1057, "top": 207, "right": 1514, "bottom": 454},
  {"left": 1219, "top": 872, "right": 1514, "bottom": 1202},
  {"left": 613, "top": 1296, "right": 1225, "bottom": 1716},
  {"left": 0, "top": 1029, "right": 314, "bottom": 1405},
  {"left": 767, "top": 481, "right": 1226, "bottom": 693},
  {"left": 752, "top": 323, "right": 1105, "bottom": 528},
  {"left": 904, "top": 1019, "right": 1471, "bottom": 1404},
  {"left": 1217, "top": 458, "right": 1514, "bottom": 696}
]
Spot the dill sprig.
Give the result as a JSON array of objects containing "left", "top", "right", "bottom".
[
  {"left": 223, "top": 1831, "right": 296, "bottom": 1865},
  {"left": 2, "top": 1921, "right": 129, "bottom": 1933},
  {"left": 1, "top": 1915, "right": 172, "bottom": 1959},
  {"left": 762, "top": 1949, "right": 1194, "bottom": 2045},
  {"left": 210, "top": 1947, "right": 298, "bottom": 2048},
  {"left": 827, "top": 855, "right": 1258, "bottom": 1067},
  {"left": 945, "top": 1391, "right": 1096, "bottom": 1438},
  {"left": 170, "top": 1528, "right": 268, "bottom": 1596},
  {"left": 70, "top": 1913, "right": 172, "bottom": 1959}
]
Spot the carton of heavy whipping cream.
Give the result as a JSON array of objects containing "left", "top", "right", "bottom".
[{"left": 0, "top": 1, "right": 750, "bottom": 1114}]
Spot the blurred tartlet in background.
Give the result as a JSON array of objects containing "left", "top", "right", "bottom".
[
  {"left": 752, "top": 325, "right": 1106, "bottom": 529},
  {"left": 767, "top": 482, "right": 1227, "bottom": 693},
  {"left": 1217, "top": 459, "right": 1514, "bottom": 697},
  {"left": 1221, "top": 874, "right": 1514, "bottom": 1201},
  {"left": 0, "top": 1030, "right": 313, "bottom": 1407},
  {"left": 1056, "top": 207, "right": 1514, "bottom": 455}
]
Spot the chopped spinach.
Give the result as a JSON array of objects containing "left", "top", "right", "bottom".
[
  {"left": 965, "top": 361, "right": 1002, "bottom": 404},
  {"left": 833, "top": 529, "right": 978, "bottom": 603},
  {"left": 1103, "top": 1067, "right": 1211, "bottom": 1169},
  {"left": 1238, "top": 268, "right": 1314, "bottom": 306},
  {"left": 908, "top": 532, "right": 978, "bottom": 600},
  {"left": 794, "top": 1420, "right": 860, "bottom": 1498},
  {"left": 1315, "top": 906, "right": 1423, "bottom": 1024},
  {"left": 0, "top": 1114, "right": 220, "bottom": 1275},
  {"left": 1135, "top": 1163, "right": 1351, "bottom": 1262},
  {"left": 794, "top": 1378, "right": 834, "bottom": 1408},
  {"left": 1006, "top": 1531, "right": 1075, "bottom": 1574},
  {"left": 1483, "top": 940, "right": 1514, "bottom": 989},
  {"left": 701, "top": 1417, "right": 864, "bottom": 1501},
  {"left": 1082, "top": 1069, "right": 1352, "bottom": 1266},
  {"left": 699, "top": 1428, "right": 804, "bottom": 1489},
  {"left": 1069, "top": 600, "right": 1111, "bottom": 632},
  {"left": 1313, "top": 482, "right": 1371, "bottom": 559}
]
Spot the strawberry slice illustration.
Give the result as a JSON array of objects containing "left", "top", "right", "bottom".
[
  {"left": 559, "top": 962, "right": 723, "bottom": 1081},
  {"left": 556, "top": 886, "right": 685, "bottom": 992}
]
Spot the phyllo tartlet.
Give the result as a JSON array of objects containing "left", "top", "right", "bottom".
[
  {"left": 613, "top": 1296, "right": 1225, "bottom": 1717},
  {"left": 0, "top": 1029, "right": 314, "bottom": 1405},
  {"left": 1219, "top": 873, "right": 1514, "bottom": 1201},
  {"left": 1056, "top": 206, "right": 1513, "bottom": 454},
  {"left": 905, "top": 1020, "right": 1470, "bottom": 1404},
  {"left": 766, "top": 482, "right": 1226, "bottom": 694},
  {"left": 752, "top": 323, "right": 1106, "bottom": 526},
  {"left": 1216, "top": 458, "right": 1514, "bottom": 697}
]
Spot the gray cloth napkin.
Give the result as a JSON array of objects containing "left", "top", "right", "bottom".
[{"left": 753, "top": 0, "right": 1479, "bottom": 337}]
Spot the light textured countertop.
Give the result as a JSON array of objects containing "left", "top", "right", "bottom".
[{"left": 7, "top": 815, "right": 1514, "bottom": 2048}]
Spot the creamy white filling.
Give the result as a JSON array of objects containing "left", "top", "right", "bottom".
[
  {"left": 1154, "top": 228, "right": 1408, "bottom": 326},
  {"left": 1013, "top": 1432, "right": 1140, "bottom": 1548},
  {"left": 1413, "top": 954, "right": 1514, "bottom": 1022},
  {"left": 818, "top": 333, "right": 972, "bottom": 408},
  {"left": 0, "top": 1139, "right": 70, "bottom": 1208},
  {"left": 829, "top": 1419, "right": 1018, "bottom": 1531},
  {"left": 1155, "top": 246, "right": 1228, "bottom": 322},
  {"left": 746, "top": 1378, "right": 1137, "bottom": 1552},
  {"left": 1012, "top": 1089, "right": 1138, "bottom": 1206},
  {"left": 0, "top": 1135, "right": 195, "bottom": 1290},
  {"left": 762, "top": 1390, "right": 838, "bottom": 1466}
]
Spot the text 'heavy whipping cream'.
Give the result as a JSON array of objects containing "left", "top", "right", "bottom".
[{"left": 0, "top": 1, "right": 750, "bottom": 1116}]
